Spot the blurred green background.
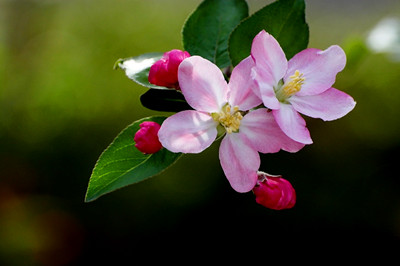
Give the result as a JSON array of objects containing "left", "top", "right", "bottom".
[{"left": 1, "top": 0, "right": 400, "bottom": 264}]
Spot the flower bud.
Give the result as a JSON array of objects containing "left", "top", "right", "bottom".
[
  {"left": 252, "top": 171, "right": 296, "bottom": 210},
  {"left": 134, "top": 121, "right": 162, "bottom": 154},
  {"left": 148, "top": 49, "right": 190, "bottom": 89}
]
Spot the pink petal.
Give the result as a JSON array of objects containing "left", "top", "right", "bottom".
[
  {"left": 219, "top": 133, "right": 259, "bottom": 193},
  {"left": 228, "top": 56, "right": 262, "bottom": 111},
  {"left": 251, "top": 30, "right": 287, "bottom": 110},
  {"left": 251, "top": 31, "right": 288, "bottom": 86},
  {"left": 272, "top": 104, "right": 313, "bottom": 144},
  {"left": 251, "top": 68, "right": 281, "bottom": 110},
  {"left": 290, "top": 87, "right": 356, "bottom": 121},
  {"left": 178, "top": 56, "right": 228, "bottom": 113},
  {"left": 158, "top": 110, "right": 217, "bottom": 154},
  {"left": 240, "top": 109, "right": 305, "bottom": 153},
  {"left": 286, "top": 45, "right": 346, "bottom": 96}
]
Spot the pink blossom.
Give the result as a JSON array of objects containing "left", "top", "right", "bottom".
[
  {"left": 158, "top": 56, "right": 304, "bottom": 192},
  {"left": 251, "top": 30, "right": 356, "bottom": 144},
  {"left": 148, "top": 49, "right": 190, "bottom": 90},
  {"left": 134, "top": 121, "right": 162, "bottom": 154},
  {"left": 253, "top": 172, "right": 296, "bottom": 210}
]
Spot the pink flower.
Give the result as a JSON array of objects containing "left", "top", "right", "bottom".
[
  {"left": 158, "top": 56, "right": 304, "bottom": 192},
  {"left": 251, "top": 30, "right": 356, "bottom": 144},
  {"left": 253, "top": 172, "right": 296, "bottom": 210},
  {"left": 148, "top": 49, "right": 190, "bottom": 90},
  {"left": 134, "top": 121, "right": 162, "bottom": 154}
]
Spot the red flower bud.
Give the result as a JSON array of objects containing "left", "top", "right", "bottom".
[
  {"left": 252, "top": 172, "right": 296, "bottom": 210},
  {"left": 134, "top": 121, "right": 162, "bottom": 154},
  {"left": 148, "top": 49, "right": 190, "bottom": 90}
]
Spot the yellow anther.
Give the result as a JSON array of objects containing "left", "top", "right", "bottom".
[
  {"left": 281, "top": 70, "right": 305, "bottom": 97},
  {"left": 212, "top": 104, "right": 243, "bottom": 134}
]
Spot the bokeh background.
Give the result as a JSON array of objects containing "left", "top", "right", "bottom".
[{"left": 1, "top": 0, "right": 400, "bottom": 264}]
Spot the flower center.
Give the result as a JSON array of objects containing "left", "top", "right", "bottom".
[
  {"left": 275, "top": 70, "right": 305, "bottom": 102},
  {"left": 212, "top": 104, "right": 243, "bottom": 134}
]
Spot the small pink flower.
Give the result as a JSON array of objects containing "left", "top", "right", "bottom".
[
  {"left": 253, "top": 171, "right": 296, "bottom": 210},
  {"left": 134, "top": 121, "right": 162, "bottom": 154},
  {"left": 251, "top": 30, "right": 356, "bottom": 144},
  {"left": 158, "top": 56, "right": 304, "bottom": 192},
  {"left": 148, "top": 49, "right": 190, "bottom": 90}
]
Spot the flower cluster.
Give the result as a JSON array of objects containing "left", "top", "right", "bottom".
[{"left": 134, "top": 30, "right": 355, "bottom": 210}]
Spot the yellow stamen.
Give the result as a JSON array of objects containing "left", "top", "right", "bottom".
[
  {"left": 212, "top": 104, "right": 243, "bottom": 134},
  {"left": 281, "top": 70, "right": 305, "bottom": 98}
]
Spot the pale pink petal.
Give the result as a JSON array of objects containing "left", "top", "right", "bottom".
[
  {"left": 251, "top": 68, "right": 281, "bottom": 110},
  {"left": 286, "top": 45, "right": 346, "bottom": 96},
  {"left": 240, "top": 109, "right": 305, "bottom": 153},
  {"left": 272, "top": 104, "right": 313, "bottom": 144},
  {"left": 219, "top": 133, "right": 259, "bottom": 193},
  {"left": 178, "top": 56, "right": 228, "bottom": 113},
  {"left": 228, "top": 56, "right": 262, "bottom": 111},
  {"left": 251, "top": 30, "right": 287, "bottom": 110},
  {"left": 158, "top": 110, "right": 217, "bottom": 154},
  {"left": 251, "top": 30, "right": 288, "bottom": 86},
  {"left": 289, "top": 87, "right": 356, "bottom": 121}
]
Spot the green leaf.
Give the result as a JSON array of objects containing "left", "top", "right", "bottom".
[
  {"left": 229, "top": 0, "right": 309, "bottom": 66},
  {"left": 85, "top": 116, "right": 182, "bottom": 202},
  {"left": 116, "top": 52, "right": 169, "bottom": 89},
  {"left": 182, "top": 0, "right": 248, "bottom": 68},
  {"left": 140, "top": 89, "right": 192, "bottom": 112}
]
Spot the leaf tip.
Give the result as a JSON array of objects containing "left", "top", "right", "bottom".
[
  {"left": 84, "top": 189, "right": 96, "bottom": 203},
  {"left": 113, "top": 58, "right": 124, "bottom": 70}
]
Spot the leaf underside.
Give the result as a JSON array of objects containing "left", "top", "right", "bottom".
[
  {"left": 140, "top": 89, "right": 192, "bottom": 112},
  {"left": 117, "top": 52, "right": 168, "bottom": 89}
]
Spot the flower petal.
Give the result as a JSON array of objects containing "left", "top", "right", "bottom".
[
  {"left": 272, "top": 104, "right": 313, "bottom": 144},
  {"left": 240, "top": 109, "right": 305, "bottom": 153},
  {"left": 178, "top": 56, "right": 228, "bottom": 113},
  {"left": 286, "top": 45, "right": 346, "bottom": 96},
  {"left": 251, "top": 30, "right": 287, "bottom": 110},
  {"left": 290, "top": 87, "right": 356, "bottom": 121},
  {"left": 158, "top": 110, "right": 217, "bottom": 153},
  {"left": 228, "top": 56, "right": 262, "bottom": 111},
  {"left": 251, "top": 30, "right": 288, "bottom": 86},
  {"left": 219, "top": 133, "right": 259, "bottom": 193},
  {"left": 251, "top": 68, "right": 280, "bottom": 110}
]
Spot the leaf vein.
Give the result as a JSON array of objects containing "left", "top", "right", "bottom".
[
  {"left": 90, "top": 155, "right": 152, "bottom": 191},
  {"left": 94, "top": 157, "right": 146, "bottom": 173},
  {"left": 113, "top": 142, "right": 136, "bottom": 153}
]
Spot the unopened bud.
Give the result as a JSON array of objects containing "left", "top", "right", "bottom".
[
  {"left": 134, "top": 121, "right": 162, "bottom": 154},
  {"left": 252, "top": 171, "right": 296, "bottom": 210},
  {"left": 148, "top": 49, "right": 190, "bottom": 90}
]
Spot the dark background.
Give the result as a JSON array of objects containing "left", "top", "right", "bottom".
[{"left": 1, "top": 0, "right": 400, "bottom": 264}]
